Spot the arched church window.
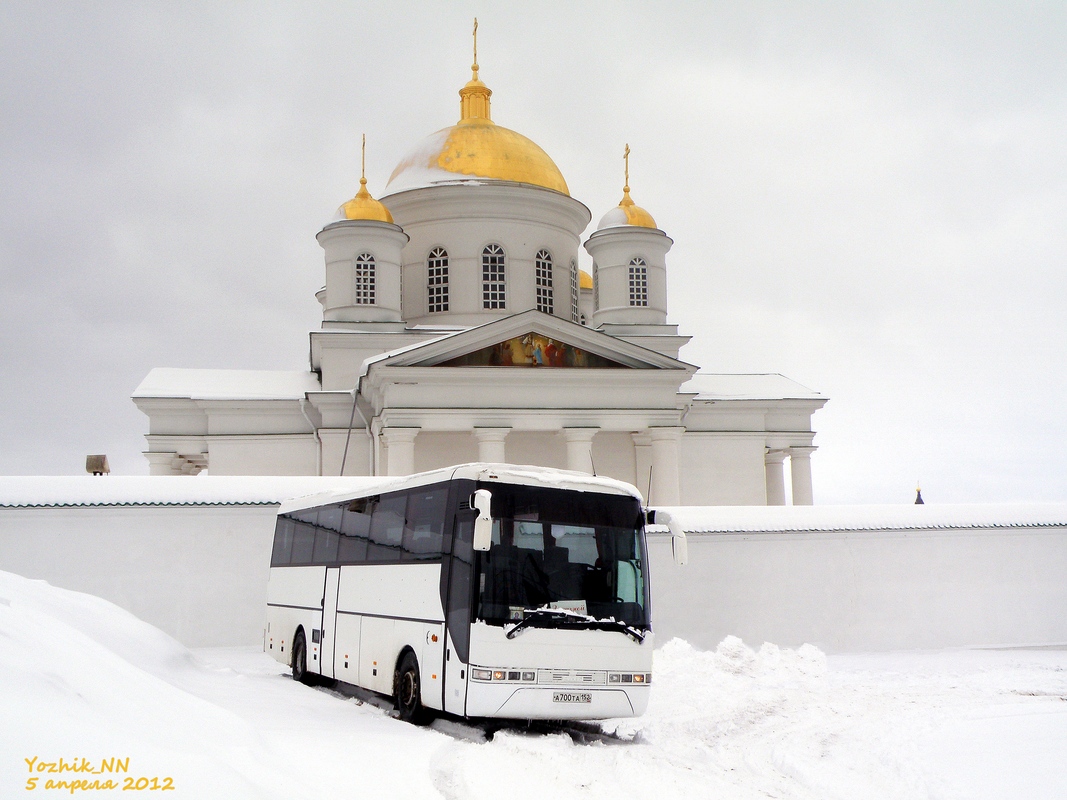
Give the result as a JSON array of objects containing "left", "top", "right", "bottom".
[
  {"left": 569, "top": 260, "right": 579, "bottom": 323},
  {"left": 354, "top": 253, "right": 375, "bottom": 305},
  {"left": 427, "top": 247, "right": 449, "bottom": 313},
  {"left": 482, "top": 244, "right": 506, "bottom": 309},
  {"left": 628, "top": 257, "right": 648, "bottom": 307},
  {"left": 535, "top": 249, "right": 554, "bottom": 315}
]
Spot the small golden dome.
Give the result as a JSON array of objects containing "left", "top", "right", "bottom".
[
  {"left": 579, "top": 270, "right": 593, "bottom": 290},
  {"left": 337, "top": 134, "right": 394, "bottom": 223},
  {"left": 338, "top": 177, "right": 394, "bottom": 223},
  {"left": 597, "top": 143, "right": 658, "bottom": 230},
  {"left": 386, "top": 27, "right": 569, "bottom": 196},
  {"left": 596, "top": 188, "right": 658, "bottom": 230}
]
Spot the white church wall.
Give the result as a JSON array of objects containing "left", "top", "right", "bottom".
[
  {"left": 680, "top": 434, "right": 768, "bottom": 505},
  {"left": 207, "top": 435, "right": 319, "bottom": 475},
  {"left": 414, "top": 432, "right": 479, "bottom": 473},
  {"left": 320, "top": 429, "right": 372, "bottom": 476},
  {"left": 590, "top": 432, "right": 639, "bottom": 490},
  {"left": 648, "top": 524, "right": 1067, "bottom": 652},
  {"left": 505, "top": 432, "right": 568, "bottom": 470}
]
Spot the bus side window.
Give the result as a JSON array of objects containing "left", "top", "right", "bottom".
[
  {"left": 338, "top": 498, "right": 373, "bottom": 563},
  {"left": 313, "top": 502, "right": 343, "bottom": 564},
  {"left": 290, "top": 509, "right": 317, "bottom": 566},
  {"left": 368, "top": 493, "right": 406, "bottom": 561},
  {"left": 271, "top": 516, "right": 296, "bottom": 566},
  {"left": 402, "top": 486, "right": 448, "bottom": 560}
]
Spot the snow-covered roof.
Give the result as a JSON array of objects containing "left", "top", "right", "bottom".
[
  {"left": 653, "top": 503, "right": 1067, "bottom": 533},
  {"left": 0, "top": 476, "right": 387, "bottom": 508},
  {"left": 133, "top": 368, "right": 321, "bottom": 401},
  {"left": 680, "top": 373, "right": 822, "bottom": 401}
]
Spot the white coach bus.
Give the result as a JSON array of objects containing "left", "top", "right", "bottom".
[{"left": 264, "top": 463, "right": 686, "bottom": 723}]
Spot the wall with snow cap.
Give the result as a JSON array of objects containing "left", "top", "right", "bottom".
[
  {"left": 0, "top": 477, "right": 387, "bottom": 647},
  {"left": 648, "top": 503, "right": 1067, "bottom": 652},
  {"left": 2, "top": 479, "right": 1066, "bottom": 652}
]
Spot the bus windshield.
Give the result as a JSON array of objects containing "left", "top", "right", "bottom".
[{"left": 474, "top": 483, "right": 649, "bottom": 630}]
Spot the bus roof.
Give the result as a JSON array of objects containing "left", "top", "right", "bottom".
[{"left": 276, "top": 463, "right": 643, "bottom": 515}]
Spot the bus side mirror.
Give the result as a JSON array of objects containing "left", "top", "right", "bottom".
[
  {"left": 472, "top": 489, "right": 493, "bottom": 552},
  {"left": 650, "top": 509, "right": 688, "bottom": 566}
]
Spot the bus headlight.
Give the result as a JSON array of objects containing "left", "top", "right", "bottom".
[
  {"left": 608, "top": 672, "right": 651, "bottom": 684},
  {"left": 471, "top": 666, "right": 537, "bottom": 683}
]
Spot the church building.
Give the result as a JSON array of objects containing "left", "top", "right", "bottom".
[{"left": 133, "top": 42, "right": 825, "bottom": 506}]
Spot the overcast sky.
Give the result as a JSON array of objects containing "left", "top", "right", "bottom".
[{"left": 1, "top": 2, "right": 1064, "bottom": 504}]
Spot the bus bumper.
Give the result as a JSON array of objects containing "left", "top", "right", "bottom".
[{"left": 466, "top": 685, "right": 649, "bottom": 719}]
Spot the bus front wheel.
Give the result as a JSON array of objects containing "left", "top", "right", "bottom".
[
  {"left": 395, "top": 650, "right": 430, "bottom": 725},
  {"left": 292, "top": 630, "right": 317, "bottom": 687}
]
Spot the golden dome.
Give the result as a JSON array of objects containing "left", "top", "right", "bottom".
[
  {"left": 337, "top": 135, "right": 394, "bottom": 223},
  {"left": 338, "top": 177, "right": 394, "bottom": 223},
  {"left": 598, "top": 188, "right": 657, "bottom": 229},
  {"left": 385, "top": 46, "right": 569, "bottom": 196},
  {"left": 597, "top": 144, "right": 658, "bottom": 230},
  {"left": 579, "top": 270, "right": 593, "bottom": 290}
]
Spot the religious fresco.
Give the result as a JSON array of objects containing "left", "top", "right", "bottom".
[{"left": 439, "top": 334, "right": 628, "bottom": 368}]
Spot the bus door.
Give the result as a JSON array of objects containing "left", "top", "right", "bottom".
[
  {"left": 443, "top": 513, "right": 475, "bottom": 716},
  {"left": 319, "top": 566, "right": 340, "bottom": 680}
]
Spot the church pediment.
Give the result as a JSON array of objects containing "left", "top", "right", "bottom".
[
  {"left": 364, "top": 310, "right": 696, "bottom": 373},
  {"left": 438, "top": 332, "right": 629, "bottom": 369}
]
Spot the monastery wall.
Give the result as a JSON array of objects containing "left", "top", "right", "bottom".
[
  {"left": 647, "top": 523, "right": 1067, "bottom": 652},
  {"left": 0, "top": 504, "right": 278, "bottom": 647},
  {"left": 1, "top": 483, "right": 1064, "bottom": 652}
]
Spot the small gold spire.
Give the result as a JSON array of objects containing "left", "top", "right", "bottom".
[
  {"left": 472, "top": 18, "right": 479, "bottom": 78},
  {"left": 356, "top": 133, "right": 369, "bottom": 196},
  {"left": 620, "top": 143, "right": 635, "bottom": 208},
  {"left": 612, "top": 143, "right": 657, "bottom": 228},
  {"left": 339, "top": 134, "right": 393, "bottom": 223},
  {"left": 459, "top": 17, "right": 492, "bottom": 123}
]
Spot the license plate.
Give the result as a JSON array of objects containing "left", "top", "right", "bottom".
[{"left": 552, "top": 692, "right": 592, "bottom": 704}]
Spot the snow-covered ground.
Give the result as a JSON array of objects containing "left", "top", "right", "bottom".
[{"left": 2, "top": 570, "right": 1065, "bottom": 799}]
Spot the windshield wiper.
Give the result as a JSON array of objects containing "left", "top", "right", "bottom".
[{"left": 505, "top": 608, "right": 646, "bottom": 643}]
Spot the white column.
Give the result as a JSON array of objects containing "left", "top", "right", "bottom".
[
  {"left": 631, "top": 432, "right": 653, "bottom": 502},
  {"left": 648, "top": 427, "right": 684, "bottom": 506},
  {"left": 473, "top": 427, "right": 510, "bottom": 464},
  {"left": 764, "top": 449, "right": 788, "bottom": 506},
  {"left": 381, "top": 427, "right": 419, "bottom": 476},
  {"left": 789, "top": 446, "right": 816, "bottom": 506},
  {"left": 562, "top": 428, "right": 598, "bottom": 474}
]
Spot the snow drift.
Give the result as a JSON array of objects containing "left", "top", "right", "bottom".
[{"left": 2, "top": 570, "right": 1065, "bottom": 799}]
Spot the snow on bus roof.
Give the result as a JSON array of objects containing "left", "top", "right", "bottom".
[
  {"left": 278, "top": 464, "right": 644, "bottom": 513},
  {"left": 652, "top": 503, "right": 1067, "bottom": 533},
  {"left": 0, "top": 466, "right": 642, "bottom": 512}
]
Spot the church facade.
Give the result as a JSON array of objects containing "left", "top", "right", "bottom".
[{"left": 133, "top": 54, "right": 825, "bottom": 506}]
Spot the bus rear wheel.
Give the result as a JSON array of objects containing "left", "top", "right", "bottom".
[
  {"left": 395, "top": 651, "right": 431, "bottom": 725},
  {"left": 292, "top": 630, "right": 317, "bottom": 687}
]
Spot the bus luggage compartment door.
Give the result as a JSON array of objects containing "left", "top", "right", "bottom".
[{"left": 319, "top": 567, "right": 340, "bottom": 680}]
